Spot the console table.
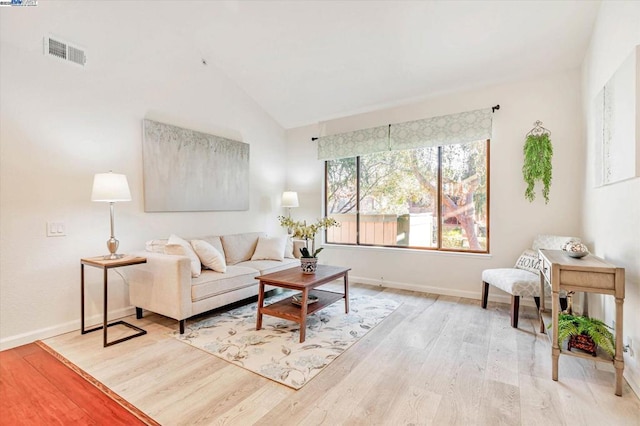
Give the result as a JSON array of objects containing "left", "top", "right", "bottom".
[
  {"left": 81, "top": 256, "right": 147, "bottom": 347},
  {"left": 538, "top": 249, "right": 625, "bottom": 396}
]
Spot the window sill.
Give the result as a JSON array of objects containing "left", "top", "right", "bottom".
[{"left": 321, "top": 243, "right": 492, "bottom": 259}]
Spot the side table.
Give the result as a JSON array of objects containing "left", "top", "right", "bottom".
[
  {"left": 81, "top": 255, "right": 147, "bottom": 347},
  {"left": 538, "top": 249, "right": 625, "bottom": 396}
]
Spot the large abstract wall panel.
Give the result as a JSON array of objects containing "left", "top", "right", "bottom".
[
  {"left": 594, "top": 45, "right": 640, "bottom": 187},
  {"left": 142, "top": 119, "right": 250, "bottom": 212}
]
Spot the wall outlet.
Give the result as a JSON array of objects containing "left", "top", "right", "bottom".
[{"left": 46, "top": 222, "right": 66, "bottom": 237}]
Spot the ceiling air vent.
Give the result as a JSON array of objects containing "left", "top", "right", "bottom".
[{"left": 44, "top": 35, "right": 86, "bottom": 67}]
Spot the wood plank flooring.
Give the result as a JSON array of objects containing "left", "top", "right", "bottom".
[{"left": 31, "top": 283, "right": 640, "bottom": 424}]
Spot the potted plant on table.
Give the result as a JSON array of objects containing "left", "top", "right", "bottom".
[{"left": 278, "top": 216, "right": 339, "bottom": 274}]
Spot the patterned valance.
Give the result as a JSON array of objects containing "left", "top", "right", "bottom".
[
  {"left": 317, "top": 108, "right": 492, "bottom": 160},
  {"left": 389, "top": 108, "right": 492, "bottom": 151},
  {"left": 317, "top": 125, "right": 389, "bottom": 160}
]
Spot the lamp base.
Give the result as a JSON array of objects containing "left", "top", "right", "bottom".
[
  {"left": 103, "top": 253, "right": 125, "bottom": 260},
  {"left": 104, "top": 237, "right": 123, "bottom": 260}
]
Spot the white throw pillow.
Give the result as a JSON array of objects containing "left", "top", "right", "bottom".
[
  {"left": 251, "top": 236, "right": 286, "bottom": 261},
  {"left": 167, "top": 234, "right": 201, "bottom": 278},
  {"left": 514, "top": 249, "right": 541, "bottom": 274},
  {"left": 191, "top": 239, "right": 226, "bottom": 273},
  {"left": 284, "top": 237, "right": 295, "bottom": 259}
]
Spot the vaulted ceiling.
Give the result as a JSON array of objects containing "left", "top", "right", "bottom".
[
  {"left": 13, "top": 1, "right": 600, "bottom": 129},
  {"left": 190, "top": 1, "right": 600, "bottom": 128}
]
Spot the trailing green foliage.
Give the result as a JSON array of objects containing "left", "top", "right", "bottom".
[
  {"left": 522, "top": 133, "right": 553, "bottom": 203},
  {"left": 553, "top": 314, "right": 615, "bottom": 358}
]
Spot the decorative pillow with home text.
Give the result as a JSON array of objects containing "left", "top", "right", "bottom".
[{"left": 514, "top": 249, "right": 541, "bottom": 274}]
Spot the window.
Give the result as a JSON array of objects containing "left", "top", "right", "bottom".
[{"left": 325, "top": 139, "right": 489, "bottom": 252}]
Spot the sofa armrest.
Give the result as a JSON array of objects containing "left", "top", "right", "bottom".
[{"left": 127, "top": 251, "right": 193, "bottom": 321}]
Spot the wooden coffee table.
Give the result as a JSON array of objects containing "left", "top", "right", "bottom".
[{"left": 255, "top": 264, "right": 351, "bottom": 343}]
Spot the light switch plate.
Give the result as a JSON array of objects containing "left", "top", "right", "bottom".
[{"left": 47, "top": 222, "right": 66, "bottom": 237}]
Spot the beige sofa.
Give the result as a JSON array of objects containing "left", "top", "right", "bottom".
[{"left": 128, "top": 232, "right": 302, "bottom": 333}]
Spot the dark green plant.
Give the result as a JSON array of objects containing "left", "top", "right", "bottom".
[
  {"left": 553, "top": 314, "right": 615, "bottom": 358},
  {"left": 299, "top": 247, "right": 323, "bottom": 258},
  {"left": 523, "top": 133, "right": 553, "bottom": 203}
]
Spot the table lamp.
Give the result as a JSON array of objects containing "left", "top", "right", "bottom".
[
  {"left": 282, "top": 191, "right": 299, "bottom": 215},
  {"left": 91, "top": 172, "right": 131, "bottom": 259}
]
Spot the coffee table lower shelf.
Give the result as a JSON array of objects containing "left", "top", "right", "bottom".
[{"left": 260, "top": 290, "right": 344, "bottom": 323}]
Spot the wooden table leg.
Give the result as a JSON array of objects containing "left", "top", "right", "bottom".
[
  {"left": 552, "top": 289, "right": 560, "bottom": 381},
  {"left": 299, "top": 289, "right": 308, "bottom": 343},
  {"left": 614, "top": 297, "right": 624, "bottom": 396},
  {"left": 256, "top": 281, "right": 265, "bottom": 331}
]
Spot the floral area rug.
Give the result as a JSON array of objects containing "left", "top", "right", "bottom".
[{"left": 172, "top": 291, "right": 400, "bottom": 389}]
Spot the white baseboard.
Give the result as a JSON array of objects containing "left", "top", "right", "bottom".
[
  {"left": 0, "top": 306, "right": 136, "bottom": 351},
  {"left": 351, "top": 275, "right": 538, "bottom": 307}
]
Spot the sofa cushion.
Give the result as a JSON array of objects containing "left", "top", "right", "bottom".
[
  {"left": 237, "top": 258, "right": 299, "bottom": 275},
  {"left": 166, "top": 235, "right": 201, "bottom": 278},
  {"left": 191, "top": 239, "right": 226, "bottom": 273},
  {"left": 251, "top": 236, "right": 286, "bottom": 261},
  {"left": 191, "top": 266, "right": 259, "bottom": 302},
  {"left": 221, "top": 232, "right": 266, "bottom": 265},
  {"left": 514, "top": 249, "right": 540, "bottom": 274}
]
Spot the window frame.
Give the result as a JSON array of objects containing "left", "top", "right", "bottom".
[{"left": 324, "top": 139, "right": 490, "bottom": 254}]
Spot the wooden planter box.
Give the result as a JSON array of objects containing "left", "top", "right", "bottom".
[{"left": 567, "top": 334, "right": 597, "bottom": 357}]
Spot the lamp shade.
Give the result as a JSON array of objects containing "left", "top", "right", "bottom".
[
  {"left": 91, "top": 172, "right": 132, "bottom": 202},
  {"left": 281, "top": 191, "right": 299, "bottom": 208}
]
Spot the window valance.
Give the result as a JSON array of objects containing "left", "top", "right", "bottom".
[
  {"left": 317, "top": 107, "right": 493, "bottom": 160},
  {"left": 317, "top": 125, "right": 389, "bottom": 160}
]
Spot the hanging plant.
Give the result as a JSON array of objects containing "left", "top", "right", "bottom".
[{"left": 522, "top": 128, "right": 553, "bottom": 204}]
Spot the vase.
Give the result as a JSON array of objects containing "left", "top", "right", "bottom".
[{"left": 300, "top": 257, "right": 318, "bottom": 274}]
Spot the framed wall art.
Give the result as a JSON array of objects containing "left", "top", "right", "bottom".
[{"left": 142, "top": 119, "right": 250, "bottom": 212}]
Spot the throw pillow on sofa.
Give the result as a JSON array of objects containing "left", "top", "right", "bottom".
[
  {"left": 167, "top": 234, "right": 202, "bottom": 277},
  {"left": 191, "top": 239, "right": 227, "bottom": 273},
  {"left": 284, "top": 237, "right": 295, "bottom": 259},
  {"left": 221, "top": 232, "right": 265, "bottom": 265},
  {"left": 251, "top": 236, "right": 286, "bottom": 261}
]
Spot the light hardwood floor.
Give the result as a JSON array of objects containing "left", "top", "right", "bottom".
[{"left": 42, "top": 282, "right": 640, "bottom": 425}]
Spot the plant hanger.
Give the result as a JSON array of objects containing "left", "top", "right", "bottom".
[{"left": 526, "top": 120, "right": 551, "bottom": 137}]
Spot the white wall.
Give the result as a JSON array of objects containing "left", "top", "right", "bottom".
[
  {"left": 286, "top": 69, "right": 585, "bottom": 300},
  {"left": 581, "top": 1, "right": 640, "bottom": 397},
  {"left": 0, "top": 3, "right": 287, "bottom": 349}
]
